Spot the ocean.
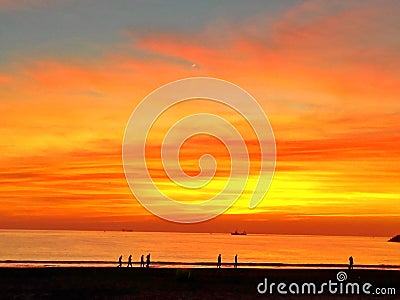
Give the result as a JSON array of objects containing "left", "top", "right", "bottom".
[{"left": 0, "top": 230, "right": 399, "bottom": 268}]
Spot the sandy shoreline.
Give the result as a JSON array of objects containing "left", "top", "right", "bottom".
[
  {"left": 0, "top": 267, "right": 399, "bottom": 299},
  {"left": 1, "top": 260, "right": 400, "bottom": 269}
]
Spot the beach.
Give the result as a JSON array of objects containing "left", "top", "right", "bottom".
[
  {"left": 2, "top": 230, "right": 399, "bottom": 267},
  {"left": 1, "top": 267, "right": 399, "bottom": 299},
  {"left": 1, "top": 231, "right": 399, "bottom": 298}
]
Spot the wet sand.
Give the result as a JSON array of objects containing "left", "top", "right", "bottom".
[{"left": 0, "top": 267, "right": 399, "bottom": 299}]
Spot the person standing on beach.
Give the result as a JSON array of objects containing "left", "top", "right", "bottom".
[
  {"left": 140, "top": 254, "right": 144, "bottom": 267},
  {"left": 146, "top": 253, "right": 151, "bottom": 268},
  {"left": 217, "top": 254, "right": 222, "bottom": 268},
  {"left": 349, "top": 256, "right": 354, "bottom": 269},
  {"left": 234, "top": 254, "right": 238, "bottom": 268},
  {"left": 127, "top": 254, "right": 133, "bottom": 267},
  {"left": 117, "top": 255, "right": 123, "bottom": 267}
]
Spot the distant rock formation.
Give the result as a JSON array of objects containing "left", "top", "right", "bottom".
[{"left": 388, "top": 235, "right": 400, "bottom": 242}]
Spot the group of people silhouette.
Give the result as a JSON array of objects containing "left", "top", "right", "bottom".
[
  {"left": 217, "top": 254, "right": 238, "bottom": 268},
  {"left": 118, "top": 253, "right": 239, "bottom": 268},
  {"left": 118, "top": 254, "right": 355, "bottom": 269},
  {"left": 218, "top": 254, "right": 354, "bottom": 269},
  {"left": 118, "top": 253, "right": 151, "bottom": 268}
]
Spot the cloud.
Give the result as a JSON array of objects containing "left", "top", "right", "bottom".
[{"left": 0, "top": 0, "right": 399, "bottom": 231}]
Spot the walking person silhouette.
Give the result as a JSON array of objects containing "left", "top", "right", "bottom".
[
  {"left": 117, "top": 255, "right": 122, "bottom": 267},
  {"left": 348, "top": 256, "right": 354, "bottom": 269},
  {"left": 217, "top": 254, "right": 222, "bottom": 268},
  {"left": 140, "top": 254, "right": 144, "bottom": 267},
  {"left": 146, "top": 253, "right": 151, "bottom": 268},
  {"left": 127, "top": 254, "right": 133, "bottom": 267},
  {"left": 234, "top": 254, "right": 238, "bottom": 268}
]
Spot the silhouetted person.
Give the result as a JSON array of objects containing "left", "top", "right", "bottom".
[
  {"left": 127, "top": 254, "right": 133, "bottom": 267},
  {"left": 140, "top": 254, "right": 144, "bottom": 267},
  {"left": 349, "top": 256, "right": 354, "bottom": 269},
  {"left": 146, "top": 253, "right": 151, "bottom": 268},
  {"left": 217, "top": 254, "right": 222, "bottom": 268},
  {"left": 117, "top": 255, "right": 122, "bottom": 267},
  {"left": 234, "top": 254, "right": 238, "bottom": 268}
]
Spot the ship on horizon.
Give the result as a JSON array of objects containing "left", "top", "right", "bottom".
[{"left": 231, "top": 229, "right": 247, "bottom": 236}]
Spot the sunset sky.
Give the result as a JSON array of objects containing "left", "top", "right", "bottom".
[{"left": 0, "top": 0, "right": 399, "bottom": 236}]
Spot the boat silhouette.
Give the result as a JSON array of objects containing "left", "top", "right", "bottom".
[{"left": 231, "top": 230, "right": 247, "bottom": 236}]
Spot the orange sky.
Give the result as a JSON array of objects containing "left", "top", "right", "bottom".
[{"left": 0, "top": 0, "right": 399, "bottom": 236}]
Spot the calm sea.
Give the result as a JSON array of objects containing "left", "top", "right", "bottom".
[{"left": 0, "top": 230, "right": 399, "bottom": 268}]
